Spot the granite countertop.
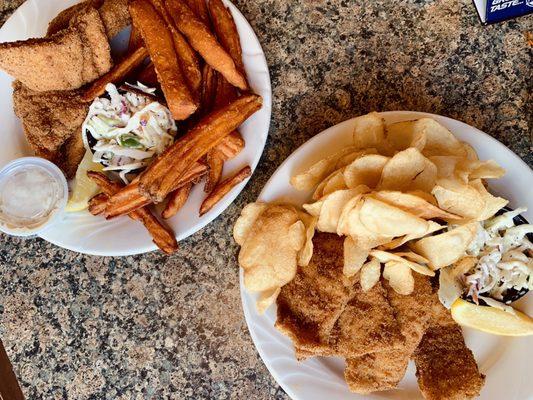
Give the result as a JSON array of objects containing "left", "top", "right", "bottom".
[{"left": 0, "top": 0, "right": 531, "bottom": 398}]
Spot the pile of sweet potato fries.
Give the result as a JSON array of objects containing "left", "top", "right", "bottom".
[{"left": 84, "top": 0, "right": 262, "bottom": 254}]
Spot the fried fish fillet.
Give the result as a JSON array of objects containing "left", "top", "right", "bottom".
[
  {"left": 276, "top": 233, "right": 356, "bottom": 352},
  {"left": 344, "top": 274, "right": 435, "bottom": 393},
  {"left": 413, "top": 298, "right": 485, "bottom": 400},
  {"left": 47, "top": 0, "right": 130, "bottom": 39},
  {"left": 0, "top": 8, "right": 112, "bottom": 92},
  {"left": 12, "top": 81, "right": 88, "bottom": 178},
  {"left": 413, "top": 323, "right": 485, "bottom": 400},
  {"left": 277, "top": 233, "right": 403, "bottom": 359}
]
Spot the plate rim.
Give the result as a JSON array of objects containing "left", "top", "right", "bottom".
[
  {"left": 0, "top": 0, "right": 272, "bottom": 256},
  {"left": 240, "top": 110, "right": 533, "bottom": 400}
]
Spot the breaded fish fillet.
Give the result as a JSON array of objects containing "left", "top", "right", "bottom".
[
  {"left": 344, "top": 274, "right": 435, "bottom": 393},
  {"left": 327, "top": 282, "right": 404, "bottom": 358},
  {"left": 47, "top": 0, "right": 130, "bottom": 39},
  {"left": 413, "top": 323, "right": 485, "bottom": 400},
  {"left": 276, "top": 233, "right": 356, "bottom": 352},
  {"left": 12, "top": 81, "right": 88, "bottom": 178},
  {"left": 277, "top": 233, "right": 403, "bottom": 359},
  {"left": 0, "top": 8, "right": 112, "bottom": 92},
  {"left": 413, "top": 296, "right": 485, "bottom": 400}
]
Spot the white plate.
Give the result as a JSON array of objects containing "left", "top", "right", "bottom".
[
  {"left": 241, "top": 111, "right": 533, "bottom": 400},
  {"left": 0, "top": 0, "right": 271, "bottom": 256}
]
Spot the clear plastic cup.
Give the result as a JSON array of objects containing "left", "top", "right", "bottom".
[{"left": 0, "top": 157, "right": 68, "bottom": 237}]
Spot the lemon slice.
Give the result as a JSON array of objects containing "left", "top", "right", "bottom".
[
  {"left": 451, "top": 298, "right": 533, "bottom": 336},
  {"left": 65, "top": 150, "right": 104, "bottom": 212}
]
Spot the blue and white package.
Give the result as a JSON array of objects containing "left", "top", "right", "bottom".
[{"left": 473, "top": 0, "right": 533, "bottom": 24}]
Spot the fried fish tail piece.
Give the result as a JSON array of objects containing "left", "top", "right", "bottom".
[
  {"left": 129, "top": 0, "right": 197, "bottom": 120},
  {"left": 413, "top": 324, "right": 485, "bottom": 400},
  {"left": 139, "top": 93, "right": 262, "bottom": 203},
  {"left": 87, "top": 171, "right": 178, "bottom": 253},
  {"left": 165, "top": 0, "right": 248, "bottom": 90}
]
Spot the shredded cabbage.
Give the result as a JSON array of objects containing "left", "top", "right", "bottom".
[
  {"left": 463, "top": 208, "right": 532, "bottom": 304},
  {"left": 82, "top": 83, "right": 177, "bottom": 183}
]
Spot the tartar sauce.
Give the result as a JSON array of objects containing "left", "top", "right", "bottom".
[{"left": 0, "top": 158, "right": 67, "bottom": 235}]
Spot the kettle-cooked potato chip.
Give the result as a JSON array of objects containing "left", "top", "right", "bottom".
[
  {"left": 297, "top": 212, "right": 318, "bottom": 267},
  {"left": 320, "top": 170, "right": 348, "bottom": 198},
  {"left": 379, "top": 148, "right": 437, "bottom": 193},
  {"left": 370, "top": 249, "right": 435, "bottom": 276},
  {"left": 461, "top": 142, "right": 478, "bottom": 160},
  {"left": 344, "top": 236, "right": 370, "bottom": 276},
  {"left": 316, "top": 187, "right": 368, "bottom": 232},
  {"left": 378, "top": 220, "right": 444, "bottom": 250},
  {"left": 385, "top": 120, "right": 427, "bottom": 152},
  {"left": 343, "top": 154, "right": 389, "bottom": 189},
  {"left": 360, "top": 258, "right": 381, "bottom": 291},
  {"left": 290, "top": 146, "right": 359, "bottom": 191},
  {"left": 470, "top": 179, "right": 508, "bottom": 221},
  {"left": 409, "top": 223, "right": 477, "bottom": 269},
  {"left": 383, "top": 261, "right": 414, "bottom": 295},
  {"left": 457, "top": 159, "right": 505, "bottom": 181},
  {"left": 371, "top": 190, "right": 460, "bottom": 220},
  {"left": 233, "top": 202, "right": 269, "bottom": 245},
  {"left": 352, "top": 112, "right": 387, "bottom": 152},
  {"left": 415, "top": 118, "right": 467, "bottom": 157},
  {"left": 256, "top": 287, "right": 281, "bottom": 315},
  {"left": 239, "top": 205, "right": 306, "bottom": 291},
  {"left": 359, "top": 196, "right": 429, "bottom": 237},
  {"left": 432, "top": 178, "right": 485, "bottom": 219}
]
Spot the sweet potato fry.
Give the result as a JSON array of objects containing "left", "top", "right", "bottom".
[
  {"left": 183, "top": 0, "right": 209, "bottom": 24},
  {"left": 199, "top": 165, "right": 251, "bottom": 216},
  {"left": 105, "top": 162, "right": 207, "bottom": 218},
  {"left": 87, "top": 171, "right": 178, "bottom": 253},
  {"left": 88, "top": 193, "right": 109, "bottom": 215},
  {"left": 149, "top": 0, "right": 202, "bottom": 98},
  {"left": 139, "top": 93, "right": 262, "bottom": 203},
  {"left": 208, "top": 0, "right": 245, "bottom": 75},
  {"left": 165, "top": 0, "right": 247, "bottom": 90},
  {"left": 162, "top": 183, "right": 193, "bottom": 219},
  {"left": 217, "top": 131, "right": 245, "bottom": 160},
  {"left": 200, "top": 63, "right": 218, "bottom": 112},
  {"left": 81, "top": 46, "right": 149, "bottom": 102},
  {"left": 137, "top": 62, "right": 159, "bottom": 87},
  {"left": 130, "top": 0, "right": 197, "bottom": 120},
  {"left": 128, "top": 25, "right": 143, "bottom": 52},
  {"left": 205, "top": 151, "right": 224, "bottom": 193}
]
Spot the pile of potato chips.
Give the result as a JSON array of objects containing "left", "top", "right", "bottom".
[
  {"left": 233, "top": 203, "right": 316, "bottom": 313},
  {"left": 235, "top": 112, "right": 509, "bottom": 310}
]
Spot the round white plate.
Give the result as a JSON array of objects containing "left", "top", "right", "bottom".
[
  {"left": 241, "top": 111, "right": 533, "bottom": 400},
  {"left": 0, "top": 0, "right": 271, "bottom": 255}
]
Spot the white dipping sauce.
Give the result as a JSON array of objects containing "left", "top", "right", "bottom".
[{"left": 0, "top": 158, "right": 67, "bottom": 235}]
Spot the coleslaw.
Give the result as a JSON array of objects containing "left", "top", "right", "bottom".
[{"left": 82, "top": 83, "right": 177, "bottom": 183}]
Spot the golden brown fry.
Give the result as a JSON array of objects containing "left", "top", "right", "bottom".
[
  {"left": 139, "top": 94, "right": 262, "bottom": 203},
  {"left": 137, "top": 62, "right": 159, "bottom": 87},
  {"left": 183, "top": 0, "right": 209, "bottom": 24},
  {"left": 105, "top": 162, "right": 207, "bottom": 218},
  {"left": 199, "top": 165, "right": 251, "bottom": 216},
  {"left": 165, "top": 0, "right": 247, "bottom": 90},
  {"left": 208, "top": 0, "right": 245, "bottom": 75},
  {"left": 87, "top": 171, "right": 178, "bottom": 253},
  {"left": 88, "top": 193, "right": 109, "bottom": 215},
  {"left": 128, "top": 25, "right": 143, "bottom": 52},
  {"left": 130, "top": 0, "right": 197, "bottom": 120},
  {"left": 205, "top": 151, "right": 224, "bottom": 193},
  {"left": 81, "top": 46, "right": 149, "bottom": 102},
  {"left": 149, "top": 0, "right": 202, "bottom": 98},
  {"left": 162, "top": 183, "right": 193, "bottom": 219},
  {"left": 217, "top": 131, "right": 245, "bottom": 160}
]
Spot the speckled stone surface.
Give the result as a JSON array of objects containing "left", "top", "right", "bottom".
[{"left": 0, "top": 0, "right": 531, "bottom": 399}]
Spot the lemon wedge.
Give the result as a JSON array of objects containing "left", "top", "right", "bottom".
[
  {"left": 65, "top": 150, "right": 103, "bottom": 212},
  {"left": 451, "top": 298, "right": 533, "bottom": 336}
]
